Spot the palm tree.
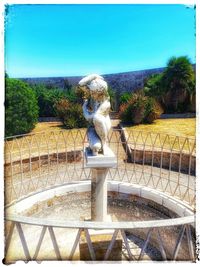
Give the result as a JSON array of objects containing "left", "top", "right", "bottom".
[
  {"left": 144, "top": 73, "right": 166, "bottom": 109},
  {"left": 162, "top": 56, "right": 195, "bottom": 112}
]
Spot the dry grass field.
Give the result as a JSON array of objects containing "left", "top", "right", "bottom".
[
  {"left": 31, "top": 118, "right": 196, "bottom": 138},
  {"left": 5, "top": 118, "right": 196, "bottom": 163},
  {"left": 126, "top": 118, "right": 195, "bottom": 138},
  {"left": 31, "top": 121, "right": 68, "bottom": 133},
  {"left": 125, "top": 118, "right": 196, "bottom": 153},
  {"left": 5, "top": 122, "right": 87, "bottom": 162}
]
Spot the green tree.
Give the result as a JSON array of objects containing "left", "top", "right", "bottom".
[
  {"left": 5, "top": 78, "right": 39, "bottom": 136},
  {"left": 144, "top": 56, "right": 195, "bottom": 113},
  {"left": 143, "top": 73, "right": 166, "bottom": 109},
  {"left": 32, "top": 84, "right": 56, "bottom": 117},
  {"left": 31, "top": 84, "right": 74, "bottom": 117},
  {"left": 162, "top": 56, "right": 195, "bottom": 112},
  {"left": 186, "top": 74, "right": 196, "bottom": 112}
]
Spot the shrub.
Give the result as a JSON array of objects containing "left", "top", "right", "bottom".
[
  {"left": 5, "top": 78, "right": 39, "bottom": 136},
  {"left": 130, "top": 94, "right": 147, "bottom": 124},
  {"left": 63, "top": 103, "right": 87, "bottom": 129},
  {"left": 32, "top": 84, "right": 77, "bottom": 117},
  {"left": 119, "top": 102, "right": 132, "bottom": 123},
  {"left": 143, "top": 97, "right": 164, "bottom": 124},
  {"left": 119, "top": 93, "right": 163, "bottom": 125},
  {"left": 54, "top": 99, "right": 87, "bottom": 129},
  {"left": 54, "top": 99, "right": 70, "bottom": 120},
  {"left": 119, "top": 92, "right": 132, "bottom": 104},
  {"left": 119, "top": 93, "right": 146, "bottom": 125}
]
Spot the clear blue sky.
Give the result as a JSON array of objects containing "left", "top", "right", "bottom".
[{"left": 5, "top": 4, "right": 196, "bottom": 78}]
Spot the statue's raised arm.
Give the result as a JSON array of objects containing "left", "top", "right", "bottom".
[{"left": 78, "top": 74, "right": 111, "bottom": 156}]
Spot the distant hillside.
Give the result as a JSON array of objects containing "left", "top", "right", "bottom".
[
  {"left": 20, "top": 64, "right": 195, "bottom": 94},
  {"left": 20, "top": 67, "right": 165, "bottom": 94}
]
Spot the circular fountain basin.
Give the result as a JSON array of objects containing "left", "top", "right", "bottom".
[
  {"left": 7, "top": 181, "right": 193, "bottom": 218},
  {"left": 5, "top": 181, "right": 194, "bottom": 261}
]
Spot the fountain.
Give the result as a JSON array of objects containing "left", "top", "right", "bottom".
[{"left": 4, "top": 75, "right": 196, "bottom": 262}]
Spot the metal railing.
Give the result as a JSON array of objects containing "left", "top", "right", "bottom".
[
  {"left": 5, "top": 214, "right": 195, "bottom": 261},
  {"left": 4, "top": 129, "right": 196, "bottom": 262},
  {"left": 4, "top": 129, "right": 195, "bottom": 207}
]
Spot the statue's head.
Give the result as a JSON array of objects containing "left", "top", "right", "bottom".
[{"left": 78, "top": 74, "right": 109, "bottom": 101}]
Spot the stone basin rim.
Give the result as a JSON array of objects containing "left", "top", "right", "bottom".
[{"left": 5, "top": 181, "right": 195, "bottom": 229}]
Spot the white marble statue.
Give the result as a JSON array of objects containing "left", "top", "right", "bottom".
[{"left": 78, "top": 74, "right": 111, "bottom": 156}]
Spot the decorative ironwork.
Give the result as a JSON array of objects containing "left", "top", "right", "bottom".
[{"left": 4, "top": 129, "right": 196, "bottom": 262}]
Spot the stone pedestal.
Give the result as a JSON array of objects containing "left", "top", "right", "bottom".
[
  {"left": 84, "top": 147, "right": 117, "bottom": 221},
  {"left": 91, "top": 168, "right": 108, "bottom": 221},
  {"left": 80, "top": 147, "right": 121, "bottom": 261},
  {"left": 84, "top": 147, "right": 117, "bottom": 169}
]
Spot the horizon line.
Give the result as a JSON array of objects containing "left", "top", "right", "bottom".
[
  {"left": 12, "top": 66, "right": 167, "bottom": 79},
  {"left": 14, "top": 63, "right": 196, "bottom": 79}
]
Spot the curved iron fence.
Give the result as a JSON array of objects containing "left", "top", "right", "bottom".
[
  {"left": 4, "top": 129, "right": 196, "bottom": 262},
  {"left": 5, "top": 214, "right": 195, "bottom": 261},
  {"left": 4, "top": 129, "right": 196, "bottom": 207}
]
